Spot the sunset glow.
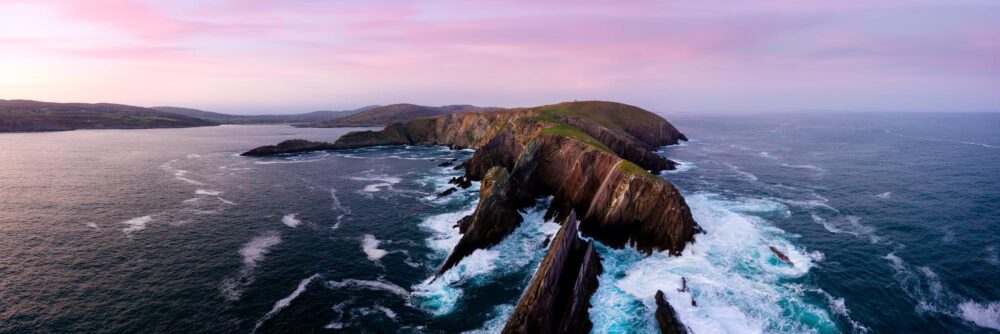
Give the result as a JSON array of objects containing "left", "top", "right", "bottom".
[{"left": 1, "top": 0, "right": 998, "bottom": 113}]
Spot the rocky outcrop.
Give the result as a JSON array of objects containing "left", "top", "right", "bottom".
[
  {"left": 242, "top": 101, "right": 699, "bottom": 330},
  {"left": 241, "top": 139, "right": 337, "bottom": 157},
  {"left": 502, "top": 212, "right": 602, "bottom": 334},
  {"left": 435, "top": 167, "right": 523, "bottom": 277},
  {"left": 509, "top": 134, "right": 697, "bottom": 255},
  {"left": 655, "top": 290, "right": 689, "bottom": 334}
]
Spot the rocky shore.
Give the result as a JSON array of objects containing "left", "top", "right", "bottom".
[{"left": 243, "top": 100, "right": 699, "bottom": 332}]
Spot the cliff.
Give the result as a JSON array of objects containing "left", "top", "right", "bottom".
[{"left": 0, "top": 99, "right": 217, "bottom": 132}]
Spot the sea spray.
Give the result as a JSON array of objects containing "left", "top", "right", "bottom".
[
  {"left": 590, "top": 193, "right": 839, "bottom": 333},
  {"left": 412, "top": 199, "right": 558, "bottom": 316}
]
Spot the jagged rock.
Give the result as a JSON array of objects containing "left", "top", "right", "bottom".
[
  {"left": 770, "top": 246, "right": 793, "bottom": 265},
  {"left": 502, "top": 211, "right": 602, "bottom": 334},
  {"left": 434, "top": 167, "right": 522, "bottom": 277},
  {"left": 448, "top": 176, "right": 472, "bottom": 189},
  {"left": 438, "top": 161, "right": 453, "bottom": 167},
  {"left": 655, "top": 290, "right": 688, "bottom": 334},
  {"left": 436, "top": 187, "right": 458, "bottom": 198},
  {"left": 464, "top": 129, "right": 523, "bottom": 180}
]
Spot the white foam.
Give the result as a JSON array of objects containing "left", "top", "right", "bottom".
[
  {"left": 281, "top": 214, "right": 301, "bottom": 228},
  {"left": 84, "top": 222, "right": 99, "bottom": 229},
  {"left": 186, "top": 154, "right": 202, "bottom": 159},
  {"left": 240, "top": 232, "right": 282, "bottom": 266},
  {"left": 330, "top": 188, "right": 351, "bottom": 229},
  {"left": 875, "top": 192, "right": 892, "bottom": 199},
  {"left": 780, "top": 163, "right": 826, "bottom": 173},
  {"left": 121, "top": 215, "right": 153, "bottom": 235},
  {"left": 217, "top": 197, "right": 236, "bottom": 205},
  {"left": 196, "top": 189, "right": 222, "bottom": 196},
  {"left": 222, "top": 231, "right": 283, "bottom": 301},
  {"left": 463, "top": 304, "right": 515, "bottom": 334},
  {"left": 958, "top": 300, "right": 1000, "bottom": 330},
  {"left": 591, "top": 193, "right": 836, "bottom": 333},
  {"left": 412, "top": 202, "right": 557, "bottom": 316},
  {"left": 161, "top": 161, "right": 205, "bottom": 185},
  {"left": 662, "top": 159, "right": 696, "bottom": 174},
  {"left": 251, "top": 274, "right": 320, "bottom": 333},
  {"left": 812, "top": 214, "right": 881, "bottom": 244},
  {"left": 362, "top": 234, "right": 389, "bottom": 261},
  {"left": 325, "top": 278, "right": 410, "bottom": 298},
  {"left": 375, "top": 305, "right": 398, "bottom": 320},
  {"left": 724, "top": 163, "right": 759, "bottom": 182},
  {"left": 882, "top": 252, "right": 955, "bottom": 314},
  {"left": 348, "top": 175, "right": 403, "bottom": 198}
]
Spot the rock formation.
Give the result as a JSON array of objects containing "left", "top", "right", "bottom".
[
  {"left": 770, "top": 246, "right": 793, "bottom": 265},
  {"left": 655, "top": 290, "right": 689, "bottom": 334},
  {"left": 502, "top": 212, "right": 602, "bottom": 334},
  {"left": 243, "top": 100, "right": 700, "bottom": 330}
]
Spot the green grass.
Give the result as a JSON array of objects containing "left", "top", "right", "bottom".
[
  {"left": 617, "top": 160, "right": 656, "bottom": 178},
  {"left": 534, "top": 115, "right": 613, "bottom": 153}
]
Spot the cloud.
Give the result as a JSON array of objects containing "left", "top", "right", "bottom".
[{"left": 0, "top": 0, "right": 997, "bottom": 112}]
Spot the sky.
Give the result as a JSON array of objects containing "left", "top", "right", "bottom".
[{"left": 0, "top": 0, "right": 998, "bottom": 114}]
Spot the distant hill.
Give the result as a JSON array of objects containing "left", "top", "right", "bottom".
[
  {"left": 300, "top": 104, "right": 503, "bottom": 127},
  {"left": 0, "top": 99, "right": 217, "bottom": 132},
  {"left": 151, "top": 105, "right": 378, "bottom": 124}
]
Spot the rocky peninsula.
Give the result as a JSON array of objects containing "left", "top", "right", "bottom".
[{"left": 243, "top": 101, "right": 699, "bottom": 332}]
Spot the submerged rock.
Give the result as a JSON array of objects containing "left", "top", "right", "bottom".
[
  {"left": 770, "top": 246, "right": 793, "bottom": 265},
  {"left": 435, "top": 187, "right": 458, "bottom": 198},
  {"left": 502, "top": 211, "right": 602, "bottom": 334},
  {"left": 655, "top": 290, "right": 689, "bottom": 334}
]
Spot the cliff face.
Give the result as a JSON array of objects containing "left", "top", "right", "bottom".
[{"left": 502, "top": 212, "right": 602, "bottom": 334}]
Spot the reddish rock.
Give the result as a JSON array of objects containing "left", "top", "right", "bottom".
[{"left": 502, "top": 211, "right": 602, "bottom": 334}]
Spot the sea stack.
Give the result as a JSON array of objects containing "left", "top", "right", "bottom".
[{"left": 501, "top": 211, "right": 603, "bottom": 333}]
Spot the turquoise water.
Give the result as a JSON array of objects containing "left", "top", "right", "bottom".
[{"left": 0, "top": 112, "right": 997, "bottom": 333}]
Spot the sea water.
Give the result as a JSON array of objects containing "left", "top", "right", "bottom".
[{"left": 0, "top": 112, "right": 997, "bottom": 333}]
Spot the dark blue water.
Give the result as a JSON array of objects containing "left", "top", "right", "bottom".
[{"left": 0, "top": 113, "right": 997, "bottom": 333}]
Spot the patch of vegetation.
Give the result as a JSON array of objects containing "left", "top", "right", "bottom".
[
  {"left": 534, "top": 115, "right": 613, "bottom": 153},
  {"left": 617, "top": 160, "right": 656, "bottom": 178}
]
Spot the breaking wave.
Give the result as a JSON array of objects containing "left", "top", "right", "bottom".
[
  {"left": 412, "top": 201, "right": 558, "bottom": 316},
  {"left": 590, "top": 193, "right": 839, "bottom": 333},
  {"left": 958, "top": 300, "right": 1000, "bottom": 331}
]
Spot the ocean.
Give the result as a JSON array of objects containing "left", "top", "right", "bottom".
[{"left": 0, "top": 112, "right": 997, "bottom": 333}]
